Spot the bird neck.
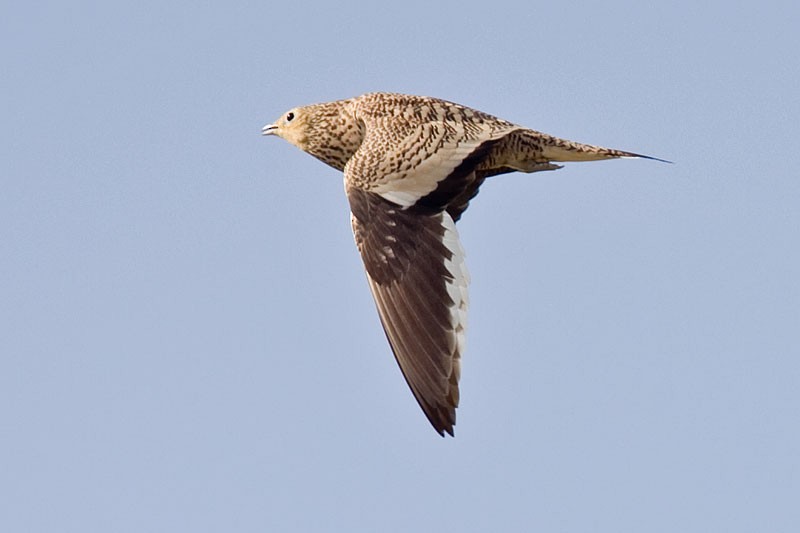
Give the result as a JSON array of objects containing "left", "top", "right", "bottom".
[{"left": 303, "top": 100, "right": 364, "bottom": 172}]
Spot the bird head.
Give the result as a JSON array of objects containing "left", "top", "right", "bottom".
[
  {"left": 262, "top": 107, "right": 310, "bottom": 149},
  {"left": 262, "top": 100, "right": 363, "bottom": 171}
]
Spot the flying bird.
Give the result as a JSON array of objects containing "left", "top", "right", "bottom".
[{"left": 262, "top": 92, "right": 664, "bottom": 436}]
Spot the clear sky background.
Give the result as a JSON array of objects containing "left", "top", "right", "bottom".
[{"left": 2, "top": 2, "right": 798, "bottom": 532}]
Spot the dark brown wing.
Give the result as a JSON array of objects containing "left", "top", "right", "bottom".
[{"left": 347, "top": 186, "right": 468, "bottom": 436}]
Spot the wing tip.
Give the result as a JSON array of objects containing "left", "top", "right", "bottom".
[
  {"left": 424, "top": 403, "right": 457, "bottom": 437},
  {"left": 433, "top": 421, "right": 456, "bottom": 438}
]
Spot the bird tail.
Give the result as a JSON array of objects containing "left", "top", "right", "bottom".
[{"left": 534, "top": 131, "right": 670, "bottom": 163}]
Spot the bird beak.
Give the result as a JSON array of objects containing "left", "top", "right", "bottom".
[{"left": 262, "top": 123, "right": 278, "bottom": 136}]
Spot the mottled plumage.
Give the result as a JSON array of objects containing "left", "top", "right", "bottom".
[{"left": 262, "top": 92, "right": 663, "bottom": 436}]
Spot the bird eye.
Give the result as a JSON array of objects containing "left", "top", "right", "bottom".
[{"left": 286, "top": 112, "right": 295, "bottom": 122}]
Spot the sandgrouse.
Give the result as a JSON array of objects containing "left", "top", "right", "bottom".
[{"left": 263, "top": 92, "right": 663, "bottom": 436}]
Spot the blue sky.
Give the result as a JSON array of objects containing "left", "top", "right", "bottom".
[{"left": 2, "top": 2, "right": 798, "bottom": 531}]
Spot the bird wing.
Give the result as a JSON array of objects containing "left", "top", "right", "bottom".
[
  {"left": 346, "top": 106, "right": 519, "bottom": 209},
  {"left": 347, "top": 186, "right": 468, "bottom": 436},
  {"left": 341, "top": 107, "right": 517, "bottom": 435}
]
